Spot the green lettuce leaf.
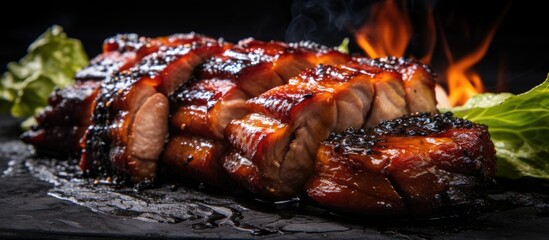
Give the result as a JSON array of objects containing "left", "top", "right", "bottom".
[
  {"left": 449, "top": 74, "right": 549, "bottom": 180},
  {"left": 0, "top": 25, "right": 88, "bottom": 118},
  {"left": 337, "top": 37, "right": 350, "bottom": 54}
]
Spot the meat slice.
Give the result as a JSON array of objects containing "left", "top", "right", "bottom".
[
  {"left": 163, "top": 40, "right": 350, "bottom": 187},
  {"left": 199, "top": 39, "right": 350, "bottom": 97},
  {"left": 348, "top": 57, "right": 437, "bottom": 116},
  {"left": 21, "top": 34, "right": 154, "bottom": 157},
  {"left": 343, "top": 60, "right": 408, "bottom": 128},
  {"left": 21, "top": 33, "right": 201, "bottom": 158},
  {"left": 162, "top": 78, "right": 247, "bottom": 186},
  {"left": 225, "top": 65, "right": 375, "bottom": 199},
  {"left": 170, "top": 78, "right": 249, "bottom": 139},
  {"left": 170, "top": 39, "right": 351, "bottom": 139},
  {"left": 81, "top": 34, "right": 229, "bottom": 183},
  {"left": 307, "top": 112, "right": 496, "bottom": 215},
  {"left": 162, "top": 134, "right": 229, "bottom": 187},
  {"left": 224, "top": 113, "right": 294, "bottom": 197}
]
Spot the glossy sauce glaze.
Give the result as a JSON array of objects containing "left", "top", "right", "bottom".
[{"left": 307, "top": 112, "right": 496, "bottom": 215}]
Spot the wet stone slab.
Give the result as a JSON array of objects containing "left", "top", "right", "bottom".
[{"left": 1, "top": 133, "right": 549, "bottom": 239}]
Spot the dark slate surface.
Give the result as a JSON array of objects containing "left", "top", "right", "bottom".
[{"left": 1, "top": 115, "right": 549, "bottom": 240}]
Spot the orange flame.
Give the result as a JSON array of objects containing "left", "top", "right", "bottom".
[
  {"left": 355, "top": 0, "right": 412, "bottom": 58},
  {"left": 441, "top": 31, "right": 494, "bottom": 106},
  {"left": 441, "top": 5, "right": 507, "bottom": 106},
  {"left": 354, "top": 0, "right": 507, "bottom": 106}
]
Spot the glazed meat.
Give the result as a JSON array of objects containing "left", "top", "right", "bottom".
[
  {"left": 162, "top": 134, "right": 229, "bottom": 187},
  {"left": 199, "top": 39, "right": 351, "bottom": 97},
  {"left": 21, "top": 34, "right": 153, "bottom": 156},
  {"left": 171, "top": 39, "right": 351, "bottom": 139},
  {"left": 307, "top": 112, "right": 496, "bottom": 215},
  {"left": 19, "top": 32, "right": 498, "bottom": 216},
  {"left": 163, "top": 78, "right": 245, "bottom": 187},
  {"left": 170, "top": 78, "right": 248, "bottom": 140},
  {"left": 223, "top": 56, "right": 439, "bottom": 199},
  {"left": 224, "top": 65, "right": 376, "bottom": 199},
  {"left": 343, "top": 57, "right": 437, "bottom": 127},
  {"left": 81, "top": 33, "right": 229, "bottom": 183},
  {"left": 20, "top": 81, "right": 100, "bottom": 156},
  {"left": 162, "top": 40, "right": 350, "bottom": 186}
]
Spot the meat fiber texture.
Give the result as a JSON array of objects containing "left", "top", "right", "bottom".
[
  {"left": 162, "top": 39, "right": 350, "bottom": 187},
  {"left": 19, "top": 32, "right": 496, "bottom": 217},
  {"left": 224, "top": 58, "right": 438, "bottom": 199}
]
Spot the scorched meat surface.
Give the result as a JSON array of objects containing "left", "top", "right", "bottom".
[
  {"left": 21, "top": 34, "right": 151, "bottom": 157},
  {"left": 162, "top": 39, "right": 350, "bottom": 187},
  {"left": 81, "top": 33, "right": 229, "bottom": 183},
  {"left": 20, "top": 32, "right": 497, "bottom": 215},
  {"left": 224, "top": 58, "right": 439, "bottom": 199},
  {"left": 307, "top": 112, "right": 496, "bottom": 215}
]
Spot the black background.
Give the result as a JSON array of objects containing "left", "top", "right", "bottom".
[
  {"left": 1, "top": 1, "right": 549, "bottom": 238},
  {"left": 2, "top": 0, "right": 549, "bottom": 94}
]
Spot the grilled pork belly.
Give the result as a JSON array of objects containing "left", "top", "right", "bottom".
[
  {"left": 163, "top": 40, "right": 350, "bottom": 186},
  {"left": 346, "top": 57, "right": 437, "bottom": 117},
  {"left": 171, "top": 39, "right": 351, "bottom": 139},
  {"left": 162, "top": 134, "right": 229, "bottom": 187},
  {"left": 162, "top": 78, "right": 244, "bottom": 187},
  {"left": 223, "top": 56, "right": 439, "bottom": 199},
  {"left": 170, "top": 78, "right": 248, "bottom": 140},
  {"left": 81, "top": 33, "right": 229, "bottom": 183},
  {"left": 21, "top": 34, "right": 153, "bottom": 156},
  {"left": 22, "top": 31, "right": 443, "bottom": 203},
  {"left": 20, "top": 81, "right": 100, "bottom": 156},
  {"left": 307, "top": 112, "right": 496, "bottom": 215},
  {"left": 199, "top": 39, "right": 351, "bottom": 97},
  {"left": 342, "top": 60, "right": 408, "bottom": 128},
  {"left": 225, "top": 65, "right": 376, "bottom": 199}
]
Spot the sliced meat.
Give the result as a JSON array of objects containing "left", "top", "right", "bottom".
[
  {"left": 225, "top": 65, "right": 375, "bottom": 199},
  {"left": 393, "top": 59, "right": 437, "bottom": 113},
  {"left": 126, "top": 93, "right": 169, "bottom": 180},
  {"left": 162, "top": 134, "right": 229, "bottom": 187},
  {"left": 307, "top": 112, "right": 496, "bottom": 215},
  {"left": 343, "top": 60, "right": 408, "bottom": 128},
  {"left": 170, "top": 78, "right": 249, "bottom": 139},
  {"left": 224, "top": 113, "right": 294, "bottom": 197},
  {"left": 163, "top": 40, "right": 350, "bottom": 187},
  {"left": 172, "top": 39, "right": 350, "bottom": 138},
  {"left": 288, "top": 64, "right": 375, "bottom": 132},
  {"left": 21, "top": 34, "right": 154, "bottom": 157},
  {"left": 350, "top": 57, "right": 437, "bottom": 115},
  {"left": 81, "top": 34, "right": 229, "bottom": 183},
  {"left": 223, "top": 150, "right": 262, "bottom": 193},
  {"left": 163, "top": 78, "right": 247, "bottom": 186},
  {"left": 199, "top": 39, "right": 350, "bottom": 97}
]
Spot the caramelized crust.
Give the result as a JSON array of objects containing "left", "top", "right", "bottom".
[
  {"left": 170, "top": 78, "right": 249, "bottom": 139},
  {"left": 307, "top": 112, "right": 496, "bottom": 215},
  {"left": 350, "top": 57, "right": 437, "bottom": 115},
  {"left": 166, "top": 40, "right": 350, "bottom": 188},
  {"left": 21, "top": 34, "right": 153, "bottom": 157},
  {"left": 225, "top": 65, "right": 377, "bottom": 199},
  {"left": 161, "top": 134, "right": 230, "bottom": 187},
  {"left": 20, "top": 81, "right": 100, "bottom": 156},
  {"left": 199, "top": 39, "right": 350, "bottom": 97},
  {"left": 82, "top": 34, "right": 228, "bottom": 183}
]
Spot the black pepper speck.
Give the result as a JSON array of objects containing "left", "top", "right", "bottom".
[{"left": 324, "top": 112, "right": 479, "bottom": 155}]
